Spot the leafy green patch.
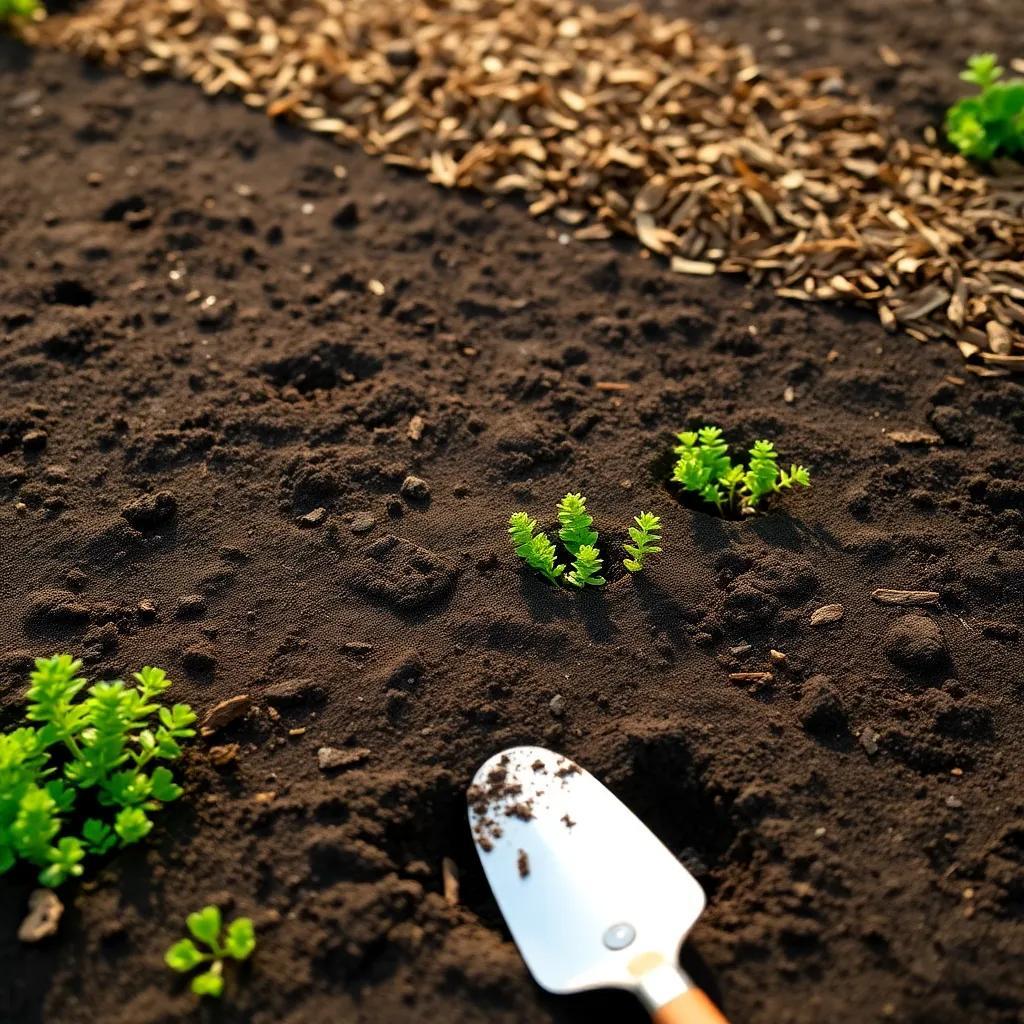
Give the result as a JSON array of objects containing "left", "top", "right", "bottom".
[
  {"left": 511, "top": 493, "right": 662, "bottom": 586},
  {"left": 0, "top": 655, "right": 195, "bottom": 888},
  {"left": 0, "top": 0, "right": 40, "bottom": 20},
  {"left": 946, "top": 54, "right": 1024, "bottom": 161},
  {"left": 166, "top": 905, "right": 256, "bottom": 998},
  {"left": 672, "top": 426, "right": 810, "bottom": 516}
]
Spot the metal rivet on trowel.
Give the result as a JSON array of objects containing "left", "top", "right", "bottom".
[{"left": 602, "top": 922, "right": 636, "bottom": 950}]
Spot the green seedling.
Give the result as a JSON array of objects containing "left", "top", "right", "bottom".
[
  {"left": 557, "top": 493, "right": 598, "bottom": 556},
  {"left": 672, "top": 426, "right": 810, "bottom": 515},
  {"left": 512, "top": 493, "right": 664, "bottom": 586},
  {"left": 0, "top": 655, "right": 195, "bottom": 888},
  {"left": 566, "top": 544, "right": 606, "bottom": 587},
  {"left": 0, "top": 0, "right": 40, "bottom": 20},
  {"left": 165, "top": 905, "right": 256, "bottom": 998},
  {"left": 508, "top": 511, "right": 565, "bottom": 584},
  {"left": 946, "top": 54, "right": 1024, "bottom": 160},
  {"left": 623, "top": 512, "right": 662, "bottom": 573}
]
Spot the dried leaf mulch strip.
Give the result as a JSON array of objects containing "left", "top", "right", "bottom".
[{"left": 25, "top": 0, "right": 1024, "bottom": 373}]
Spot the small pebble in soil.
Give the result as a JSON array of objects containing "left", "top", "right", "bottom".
[
  {"left": 351, "top": 512, "right": 376, "bottom": 533},
  {"left": 208, "top": 743, "right": 239, "bottom": 767},
  {"left": 137, "top": 598, "right": 157, "bottom": 620},
  {"left": 18, "top": 889, "right": 63, "bottom": 943},
  {"left": 859, "top": 727, "right": 880, "bottom": 756},
  {"left": 549, "top": 694, "right": 566, "bottom": 717},
  {"left": 297, "top": 507, "right": 328, "bottom": 528},
  {"left": 883, "top": 615, "right": 948, "bottom": 670},
  {"left": 174, "top": 593, "right": 207, "bottom": 620},
  {"left": 400, "top": 475, "right": 430, "bottom": 502}
]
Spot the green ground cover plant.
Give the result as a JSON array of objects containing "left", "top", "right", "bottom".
[
  {"left": 672, "top": 427, "right": 810, "bottom": 516},
  {"left": 510, "top": 494, "right": 660, "bottom": 586},
  {"left": 165, "top": 905, "right": 256, "bottom": 997},
  {"left": 946, "top": 54, "right": 1024, "bottom": 160},
  {"left": 0, "top": 655, "right": 195, "bottom": 887},
  {"left": 0, "top": 0, "right": 40, "bottom": 20}
]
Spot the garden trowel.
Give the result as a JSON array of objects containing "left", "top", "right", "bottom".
[{"left": 468, "top": 746, "right": 729, "bottom": 1024}]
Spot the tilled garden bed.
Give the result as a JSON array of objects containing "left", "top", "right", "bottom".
[{"left": 1, "top": 3, "right": 1023, "bottom": 1022}]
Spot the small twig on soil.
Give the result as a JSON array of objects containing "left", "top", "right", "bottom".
[{"left": 870, "top": 589, "right": 940, "bottom": 606}]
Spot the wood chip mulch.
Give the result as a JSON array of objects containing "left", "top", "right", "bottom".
[{"left": 24, "top": 0, "right": 1024, "bottom": 373}]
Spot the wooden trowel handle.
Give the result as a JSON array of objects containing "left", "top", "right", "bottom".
[{"left": 651, "top": 988, "right": 730, "bottom": 1024}]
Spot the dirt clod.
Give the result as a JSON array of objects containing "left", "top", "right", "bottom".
[
  {"left": 120, "top": 490, "right": 177, "bottom": 530},
  {"left": 883, "top": 615, "right": 949, "bottom": 671}
]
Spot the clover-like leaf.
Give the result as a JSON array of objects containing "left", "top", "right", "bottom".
[
  {"left": 149, "top": 766, "right": 183, "bottom": 803},
  {"left": 114, "top": 806, "right": 152, "bottom": 845},
  {"left": 187, "top": 905, "right": 223, "bottom": 948},
  {"left": 224, "top": 917, "right": 256, "bottom": 960},
  {"left": 190, "top": 965, "right": 224, "bottom": 998},
  {"left": 82, "top": 818, "right": 117, "bottom": 855},
  {"left": 165, "top": 938, "right": 205, "bottom": 972}
]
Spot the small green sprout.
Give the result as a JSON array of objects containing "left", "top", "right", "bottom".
[
  {"left": 566, "top": 544, "right": 606, "bottom": 587},
  {"left": 0, "top": 0, "right": 41, "bottom": 20},
  {"left": 623, "top": 512, "right": 662, "bottom": 573},
  {"left": 512, "top": 494, "right": 664, "bottom": 587},
  {"left": 946, "top": 54, "right": 1024, "bottom": 160},
  {"left": 508, "top": 512, "right": 565, "bottom": 584},
  {"left": 557, "top": 493, "right": 598, "bottom": 556},
  {"left": 165, "top": 905, "right": 256, "bottom": 998},
  {"left": 0, "top": 655, "right": 195, "bottom": 889},
  {"left": 672, "top": 426, "right": 810, "bottom": 515}
]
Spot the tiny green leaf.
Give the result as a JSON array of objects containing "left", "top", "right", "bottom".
[
  {"left": 114, "top": 806, "right": 152, "bottom": 845},
  {"left": 187, "top": 905, "right": 223, "bottom": 947},
  {"left": 149, "top": 766, "right": 183, "bottom": 803},
  {"left": 190, "top": 964, "right": 224, "bottom": 998},
  {"left": 165, "top": 938, "right": 205, "bottom": 972},
  {"left": 82, "top": 819, "right": 117, "bottom": 855},
  {"left": 225, "top": 918, "right": 256, "bottom": 960}
]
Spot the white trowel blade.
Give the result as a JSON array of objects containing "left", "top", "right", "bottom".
[{"left": 467, "top": 745, "right": 706, "bottom": 997}]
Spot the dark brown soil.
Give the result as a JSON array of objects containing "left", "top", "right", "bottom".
[{"left": 2, "top": 4, "right": 1024, "bottom": 1022}]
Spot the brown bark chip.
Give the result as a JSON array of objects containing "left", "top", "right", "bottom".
[{"left": 25, "top": 0, "right": 1024, "bottom": 372}]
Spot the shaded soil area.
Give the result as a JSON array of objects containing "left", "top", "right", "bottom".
[{"left": 1, "top": 6, "right": 1023, "bottom": 1023}]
